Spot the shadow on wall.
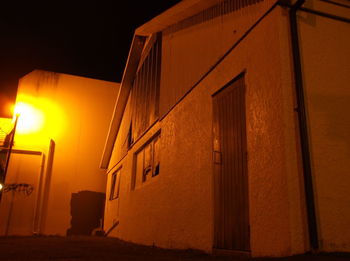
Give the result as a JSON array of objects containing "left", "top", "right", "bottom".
[{"left": 66, "top": 191, "right": 105, "bottom": 236}]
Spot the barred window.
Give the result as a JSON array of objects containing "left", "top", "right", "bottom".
[{"left": 130, "top": 33, "right": 162, "bottom": 142}]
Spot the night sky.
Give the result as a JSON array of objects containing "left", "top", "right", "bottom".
[{"left": 0, "top": 1, "right": 180, "bottom": 115}]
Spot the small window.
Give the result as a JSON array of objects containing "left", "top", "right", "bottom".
[
  {"left": 133, "top": 133, "right": 161, "bottom": 188},
  {"left": 127, "top": 122, "right": 133, "bottom": 148},
  {"left": 153, "top": 135, "right": 160, "bottom": 177},
  {"left": 110, "top": 168, "right": 121, "bottom": 200},
  {"left": 143, "top": 143, "right": 153, "bottom": 182}
]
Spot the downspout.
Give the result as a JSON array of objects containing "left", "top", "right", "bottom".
[
  {"left": 33, "top": 152, "right": 45, "bottom": 235},
  {"left": 288, "top": 0, "right": 319, "bottom": 251},
  {"left": 38, "top": 139, "right": 55, "bottom": 233},
  {"left": 3, "top": 115, "right": 18, "bottom": 180}
]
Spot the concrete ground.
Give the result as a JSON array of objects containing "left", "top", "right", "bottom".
[{"left": 0, "top": 236, "right": 349, "bottom": 261}]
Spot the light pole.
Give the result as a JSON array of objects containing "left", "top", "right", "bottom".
[{"left": 0, "top": 114, "right": 19, "bottom": 201}]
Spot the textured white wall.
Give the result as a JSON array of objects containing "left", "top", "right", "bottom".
[
  {"left": 105, "top": 5, "right": 308, "bottom": 257},
  {"left": 299, "top": 2, "right": 350, "bottom": 252}
]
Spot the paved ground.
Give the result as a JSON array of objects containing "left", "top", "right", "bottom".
[{"left": 0, "top": 236, "right": 349, "bottom": 261}]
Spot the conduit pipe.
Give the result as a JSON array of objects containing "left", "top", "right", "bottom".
[
  {"left": 0, "top": 115, "right": 19, "bottom": 202},
  {"left": 288, "top": 0, "right": 319, "bottom": 251}
]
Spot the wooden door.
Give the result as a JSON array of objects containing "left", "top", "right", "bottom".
[{"left": 212, "top": 74, "right": 250, "bottom": 251}]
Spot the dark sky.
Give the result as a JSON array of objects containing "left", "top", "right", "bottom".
[{"left": 0, "top": 1, "right": 180, "bottom": 114}]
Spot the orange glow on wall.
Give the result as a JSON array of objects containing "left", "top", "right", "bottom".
[
  {"left": 14, "top": 102, "right": 44, "bottom": 134},
  {"left": 0, "top": 117, "right": 13, "bottom": 134},
  {"left": 13, "top": 94, "right": 65, "bottom": 148}
]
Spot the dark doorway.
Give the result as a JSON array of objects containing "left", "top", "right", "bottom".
[
  {"left": 67, "top": 191, "right": 105, "bottom": 236},
  {"left": 212, "top": 73, "right": 250, "bottom": 252}
]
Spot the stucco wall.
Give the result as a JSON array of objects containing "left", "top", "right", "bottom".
[
  {"left": 0, "top": 153, "right": 42, "bottom": 235},
  {"left": 298, "top": 2, "right": 350, "bottom": 252},
  {"left": 160, "top": 0, "right": 277, "bottom": 117},
  {"left": 105, "top": 6, "right": 308, "bottom": 257},
  {"left": 200, "top": 7, "right": 307, "bottom": 256},
  {"left": 2, "top": 70, "right": 119, "bottom": 235},
  {"left": 105, "top": 102, "right": 213, "bottom": 251}
]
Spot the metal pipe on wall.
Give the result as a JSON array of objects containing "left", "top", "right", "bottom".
[
  {"left": 38, "top": 139, "right": 55, "bottom": 234},
  {"left": 0, "top": 115, "right": 19, "bottom": 203},
  {"left": 288, "top": 0, "right": 319, "bottom": 251},
  {"left": 33, "top": 152, "right": 45, "bottom": 235}
]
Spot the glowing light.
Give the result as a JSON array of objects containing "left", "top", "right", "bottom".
[
  {"left": 0, "top": 183, "right": 3, "bottom": 191},
  {"left": 0, "top": 117, "right": 13, "bottom": 134},
  {"left": 9, "top": 103, "right": 15, "bottom": 117},
  {"left": 4, "top": 102, "right": 15, "bottom": 118},
  {"left": 11, "top": 94, "right": 66, "bottom": 149},
  {"left": 14, "top": 102, "right": 44, "bottom": 134}
]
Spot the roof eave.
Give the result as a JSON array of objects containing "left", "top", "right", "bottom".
[
  {"left": 135, "top": 0, "right": 222, "bottom": 36},
  {"left": 100, "top": 34, "right": 146, "bottom": 169},
  {"left": 100, "top": 0, "right": 224, "bottom": 169}
]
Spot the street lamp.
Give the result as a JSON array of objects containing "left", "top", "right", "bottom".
[{"left": 0, "top": 114, "right": 19, "bottom": 201}]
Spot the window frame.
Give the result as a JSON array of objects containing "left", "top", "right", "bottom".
[
  {"left": 132, "top": 131, "right": 161, "bottom": 190},
  {"left": 130, "top": 33, "right": 162, "bottom": 143},
  {"left": 109, "top": 167, "right": 122, "bottom": 200}
]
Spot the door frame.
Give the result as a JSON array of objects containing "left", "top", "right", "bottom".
[{"left": 211, "top": 72, "right": 250, "bottom": 256}]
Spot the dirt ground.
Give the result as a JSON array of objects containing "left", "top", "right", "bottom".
[{"left": 0, "top": 236, "right": 349, "bottom": 261}]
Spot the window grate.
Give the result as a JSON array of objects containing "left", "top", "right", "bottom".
[
  {"left": 164, "top": 0, "right": 263, "bottom": 35},
  {"left": 130, "top": 33, "right": 162, "bottom": 142}
]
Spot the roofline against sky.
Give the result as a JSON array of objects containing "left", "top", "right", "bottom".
[
  {"left": 136, "top": 0, "right": 222, "bottom": 36},
  {"left": 19, "top": 69, "right": 121, "bottom": 85},
  {"left": 100, "top": 0, "right": 224, "bottom": 169},
  {"left": 100, "top": 35, "right": 145, "bottom": 169}
]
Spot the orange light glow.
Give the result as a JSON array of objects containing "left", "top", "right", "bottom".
[
  {"left": 13, "top": 94, "right": 65, "bottom": 149},
  {"left": 0, "top": 117, "right": 13, "bottom": 134},
  {"left": 6, "top": 102, "right": 15, "bottom": 118},
  {"left": 14, "top": 102, "right": 44, "bottom": 134}
]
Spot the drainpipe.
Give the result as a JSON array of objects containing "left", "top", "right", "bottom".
[
  {"left": 288, "top": 0, "right": 319, "bottom": 251},
  {"left": 33, "top": 152, "right": 45, "bottom": 235},
  {"left": 38, "top": 139, "right": 55, "bottom": 233}
]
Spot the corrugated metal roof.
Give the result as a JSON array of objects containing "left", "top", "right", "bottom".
[{"left": 136, "top": 0, "right": 223, "bottom": 36}]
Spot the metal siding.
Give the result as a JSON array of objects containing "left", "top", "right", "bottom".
[
  {"left": 155, "top": 37, "right": 161, "bottom": 118},
  {"left": 159, "top": 0, "right": 273, "bottom": 118},
  {"left": 131, "top": 34, "right": 162, "bottom": 141},
  {"left": 145, "top": 55, "right": 150, "bottom": 130},
  {"left": 149, "top": 46, "right": 156, "bottom": 123},
  {"left": 213, "top": 75, "right": 249, "bottom": 251}
]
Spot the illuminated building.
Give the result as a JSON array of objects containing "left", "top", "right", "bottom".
[
  {"left": 0, "top": 70, "right": 119, "bottom": 236},
  {"left": 101, "top": 0, "right": 350, "bottom": 257}
]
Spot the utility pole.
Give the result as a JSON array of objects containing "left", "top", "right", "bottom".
[{"left": 0, "top": 114, "right": 19, "bottom": 201}]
